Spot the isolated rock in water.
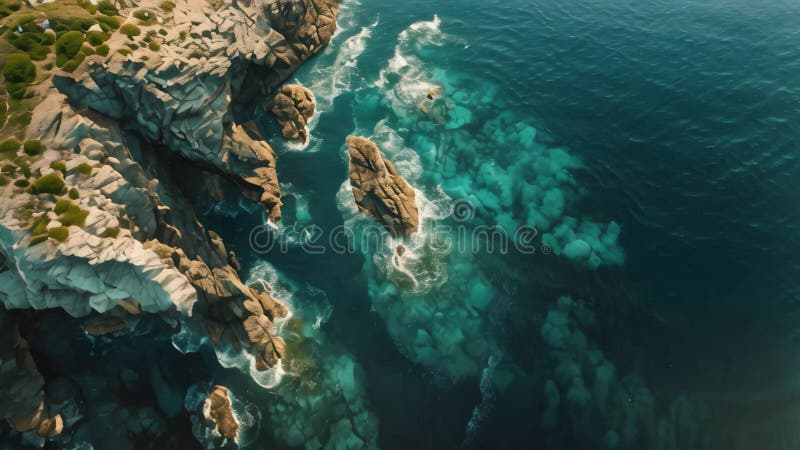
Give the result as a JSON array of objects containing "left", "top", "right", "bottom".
[
  {"left": 347, "top": 136, "right": 419, "bottom": 236},
  {"left": 268, "top": 85, "right": 316, "bottom": 142},
  {"left": 204, "top": 386, "right": 239, "bottom": 441}
]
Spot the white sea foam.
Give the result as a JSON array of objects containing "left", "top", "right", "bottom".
[{"left": 299, "top": 18, "right": 378, "bottom": 115}]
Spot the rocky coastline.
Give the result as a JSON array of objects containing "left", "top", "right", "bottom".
[{"left": 0, "top": 0, "right": 339, "bottom": 447}]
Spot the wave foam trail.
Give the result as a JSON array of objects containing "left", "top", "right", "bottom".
[
  {"left": 298, "top": 16, "right": 378, "bottom": 115},
  {"left": 244, "top": 261, "right": 380, "bottom": 449}
]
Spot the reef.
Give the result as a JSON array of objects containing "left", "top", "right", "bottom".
[{"left": 0, "top": 0, "right": 336, "bottom": 447}]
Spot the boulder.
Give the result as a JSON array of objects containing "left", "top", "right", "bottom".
[
  {"left": 268, "top": 85, "right": 316, "bottom": 143},
  {"left": 204, "top": 386, "right": 239, "bottom": 441}
]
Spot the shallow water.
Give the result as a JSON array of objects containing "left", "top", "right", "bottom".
[{"left": 202, "top": 0, "right": 800, "bottom": 448}]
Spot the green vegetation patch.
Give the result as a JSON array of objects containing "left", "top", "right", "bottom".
[
  {"left": 148, "top": 41, "right": 160, "bottom": 51},
  {"left": 0, "top": 138, "right": 21, "bottom": 154},
  {"left": 14, "top": 178, "right": 29, "bottom": 187},
  {"left": 13, "top": 157, "right": 30, "bottom": 177},
  {"left": 3, "top": 53, "right": 36, "bottom": 99},
  {"left": 0, "top": 174, "right": 9, "bottom": 186},
  {"left": 159, "top": 1, "right": 175, "bottom": 13},
  {"left": 30, "top": 172, "right": 66, "bottom": 194},
  {"left": 97, "top": 0, "right": 119, "bottom": 16},
  {"left": 120, "top": 23, "right": 141, "bottom": 39},
  {"left": 47, "top": 226, "right": 69, "bottom": 242},
  {"left": 74, "top": 162, "right": 93, "bottom": 175},
  {"left": 68, "top": 187, "right": 79, "bottom": 199},
  {"left": 100, "top": 226, "right": 119, "bottom": 238},
  {"left": 95, "top": 15, "right": 120, "bottom": 32},
  {"left": 54, "top": 199, "right": 88, "bottom": 227},
  {"left": 22, "top": 139, "right": 44, "bottom": 156},
  {"left": 86, "top": 30, "right": 110, "bottom": 46},
  {"left": 55, "top": 30, "right": 83, "bottom": 66},
  {"left": 50, "top": 160, "right": 67, "bottom": 173},
  {"left": 133, "top": 9, "right": 156, "bottom": 26},
  {"left": 0, "top": 0, "right": 22, "bottom": 19}
]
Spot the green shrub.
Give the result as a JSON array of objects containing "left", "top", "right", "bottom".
[
  {"left": 96, "top": 15, "right": 120, "bottom": 32},
  {"left": 14, "top": 179, "right": 29, "bottom": 187},
  {"left": 158, "top": 29, "right": 167, "bottom": 36},
  {"left": 23, "top": 139, "right": 43, "bottom": 155},
  {"left": 95, "top": 44, "right": 110, "bottom": 56},
  {"left": 0, "top": 138, "right": 20, "bottom": 153},
  {"left": 160, "top": 1, "right": 175, "bottom": 12},
  {"left": 3, "top": 53, "right": 35, "bottom": 97},
  {"left": 133, "top": 9, "right": 156, "bottom": 25},
  {"left": 31, "top": 172, "right": 65, "bottom": 194},
  {"left": 50, "top": 160, "right": 67, "bottom": 173},
  {"left": 1, "top": 164, "right": 15, "bottom": 175},
  {"left": 0, "top": 174, "right": 8, "bottom": 186},
  {"left": 54, "top": 198, "right": 71, "bottom": 214},
  {"left": 55, "top": 200, "right": 88, "bottom": 227},
  {"left": 30, "top": 215, "right": 48, "bottom": 236},
  {"left": 97, "top": 0, "right": 119, "bottom": 16},
  {"left": 100, "top": 226, "right": 120, "bottom": 238},
  {"left": 86, "top": 30, "right": 110, "bottom": 46},
  {"left": 75, "top": 162, "right": 93, "bottom": 175},
  {"left": 120, "top": 24, "right": 141, "bottom": 39},
  {"left": 13, "top": 157, "right": 30, "bottom": 177},
  {"left": 77, "top": 0, "right": 96, "bottom": 14},
  {"left": 0, "top": 0, "right": 21, "bottom": 19},
  {"left": 47, "top": 226, "right": 69, "bottom": 242},
  {"left": 117, "top": 48, "right": 131, "bottom": 56},
  {"left": 55, "top": 31, "right": 83, "bottom": 67},
  {"left": 29, "top": 234, "right": 48, "bottom": 246},
  {"left": 49, "top": 17, "right": 96, "bottom": 33},
  {"left": 148, "top": 41, "right": 160, "bottom": 51},
  {"left": 68, "top": 187, "right": 79, "bottom": 199}
]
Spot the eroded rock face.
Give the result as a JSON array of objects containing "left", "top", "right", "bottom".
[
  {"left": 0, "top": 0, "right": 339, "bottom": 409},
  {"left": 268, "top": 85, "right": 316, "bottom": 142},
  {"left": 347, "top": 136, "right": 419, "bottom": 236}
]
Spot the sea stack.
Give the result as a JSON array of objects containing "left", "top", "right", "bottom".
[
  {"left": 346, "top": 136, "right": 419, "bottom": 236},
  {"left": 268, "top": 85, "right": 316, "bottom": 143}
]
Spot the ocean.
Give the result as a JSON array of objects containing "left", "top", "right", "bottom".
[{"left": 200, "top": 0, "right": 800, "bottom": 448}]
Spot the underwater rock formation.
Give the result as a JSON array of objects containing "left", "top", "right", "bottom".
[
  {"left": 346, "top": 135, "right": 419, "bottom": 236},
  {"left": 267, "top": 84, "right": 316, "bottom": 143}
]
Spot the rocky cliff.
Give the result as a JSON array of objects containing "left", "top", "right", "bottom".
[{"left": 0, "top": 0, "right": 337, "bottom": 445}]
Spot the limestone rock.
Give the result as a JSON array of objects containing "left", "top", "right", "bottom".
[
  {"left": 347, "top": 136, "right": 419, "bottom": 236},
  {"left": 268, "top": 85, "right": 316, "bottom": 142}
]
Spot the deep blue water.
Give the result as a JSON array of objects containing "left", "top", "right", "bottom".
[{"left": 201, "top": 0, "right": 800, "bottom": 448}]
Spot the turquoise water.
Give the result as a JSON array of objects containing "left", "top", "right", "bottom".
[{"left": 201, "top": 0, "right": 800, "bottom": 448}]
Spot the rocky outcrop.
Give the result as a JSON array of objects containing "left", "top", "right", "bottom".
[
  {"left": 267, "top": 84, "right": 316, "bottom": 142},
  {"left": 0, "top": 0, "right": 337, "bottom": 445},
  {"left": 204, "top": 386, "right": 239, "bottom": 441},
  {"left": 346, "top": 136, "right": 419, "bottom": 236}
]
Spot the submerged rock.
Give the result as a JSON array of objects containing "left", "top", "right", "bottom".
[
  {"left": 268, "top": 85, "right": 316, "bottom": 143},
  {"left": 346, "top": 136, "right": 419, "bottom": 236}
]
